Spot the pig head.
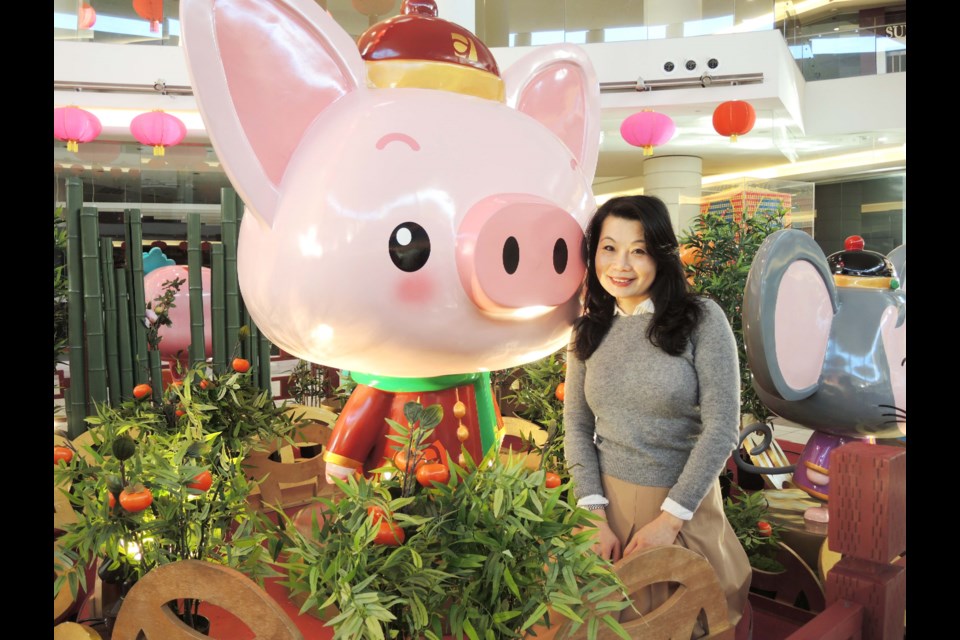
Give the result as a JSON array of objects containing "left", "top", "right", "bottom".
[{"left": 179, "top": 0, "right": 600, "bottom": 378}]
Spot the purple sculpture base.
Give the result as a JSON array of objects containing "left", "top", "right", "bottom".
[{"left": 793, "top": 432, "right": 861, "bottom": 501}]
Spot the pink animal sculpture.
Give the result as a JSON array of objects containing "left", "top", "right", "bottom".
[
  {"left": 179, "top": 0, "right": 600, "bottom": 478},
  {"left": 143, "top": 264, "right": 213, "bottom": 373}
]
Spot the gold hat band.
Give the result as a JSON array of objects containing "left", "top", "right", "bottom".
[
  {"left": 833, "top": 275, "right": 898, "bottom": 289},
  {"left": 366, "top": 59, "right": 505, "bottom": 102}
]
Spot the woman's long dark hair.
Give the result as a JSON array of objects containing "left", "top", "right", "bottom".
[{"left": 572, "top": 195, "right": 702, "bottom": 360}]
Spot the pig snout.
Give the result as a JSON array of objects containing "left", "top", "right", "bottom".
[{"left": 456, "top": 195, "right": 585, "bottom": 313}]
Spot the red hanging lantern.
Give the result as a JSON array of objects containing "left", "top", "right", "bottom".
[
  {"left": 54, "top": 106, "right": 102, "bottom": 153},
  {"left": 130, "top": 111, "right": 187, "bottom": 157},
  {"left": 620, "top": 110, "right": 676, "bottom": 156},
  {"left": 712, "top": 100, "right": 756, "bottom": 142},
  {"left": 78, "top": 3, "right": 97, "bottom": 30},
  {"left": 352, "top": 0, "right": 395, "bottom": 16},
  {"left": 132, "top": 0, "right": 163, "bottom": 33}
]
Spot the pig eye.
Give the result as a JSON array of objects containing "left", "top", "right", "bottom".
[{"left": 389, "top": 222, "right": 431, "bottom": 272}]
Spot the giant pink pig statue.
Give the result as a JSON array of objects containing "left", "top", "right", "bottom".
[{"left": 180, "top": 0, "right": 600, "bottom": 479}]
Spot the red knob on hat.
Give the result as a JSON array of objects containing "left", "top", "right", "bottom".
[
  {"left": 403, "top": 0, "right": 438, "bottom": 16},
  {"left": 844, "top": 235, "right": 865, "bottom": 251}
]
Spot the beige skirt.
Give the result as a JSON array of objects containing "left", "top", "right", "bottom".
[{"left": 601, "top": 474, "right": 752, "bottom": 630}]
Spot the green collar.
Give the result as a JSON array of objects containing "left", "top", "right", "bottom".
[{"left": 348, "top": 371, "right": 497, "bottom": 456}]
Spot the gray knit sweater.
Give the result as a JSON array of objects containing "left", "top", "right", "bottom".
[{"left": 563, "top": 298, "right": 740, "bottom": 514}]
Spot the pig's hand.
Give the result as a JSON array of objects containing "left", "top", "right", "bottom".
[{"left": 324, "top": 462, "right": 354, "bottom": 485}]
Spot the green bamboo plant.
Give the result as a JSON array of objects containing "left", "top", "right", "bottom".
[
  {"left": 60, "top": 181, "right": 274, "bottom": 438},
  {"left": 279, "top": 401, "right": 632, "bottom": 640},
  {"left": 54, "top": 207, "right": 69, "bottom": 377}
]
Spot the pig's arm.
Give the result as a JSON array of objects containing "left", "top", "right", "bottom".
[{"left": 322, "top": 384, "right": 393, "bottom": 482}]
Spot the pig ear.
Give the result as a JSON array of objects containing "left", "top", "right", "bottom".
[
  {"left": 503, "top": 45, "right": 601, "bottom": 182},
  {"left": 743, "top": 229, "right": 840, "bottom": 402},
  {"left": 180, "top": 0, "right": 366, "bottom": 228}
]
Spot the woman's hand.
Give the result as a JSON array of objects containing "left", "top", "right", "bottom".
[
  {"left": 578, "top": 512, "right": 622, "bottom": 562},
  {"left": 623, "top": 511, "right": 684, "bottom": 557}
]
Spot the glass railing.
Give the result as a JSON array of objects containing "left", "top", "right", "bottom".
[{"left": 785, "top": 22, "right": 905, "bottom": 81}]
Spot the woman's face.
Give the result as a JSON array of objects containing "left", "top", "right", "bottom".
[{"left": 594, "top": 215, "right": 657, "bottom": 314}]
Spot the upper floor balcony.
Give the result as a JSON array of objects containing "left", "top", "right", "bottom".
[{"left": 54, "top": 1, "right": 905, "bottom": 82}]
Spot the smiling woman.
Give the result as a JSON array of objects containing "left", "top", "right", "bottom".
[{"left": 564, "top": 194, "right": 753, "bottom": 635}]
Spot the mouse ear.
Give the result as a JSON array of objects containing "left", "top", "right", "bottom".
[
  {"left": 888, "top": 244, "right": 906, "bottom": 291},
  {"left": 743, "top": 229, "right": 839, "bottom": 402}
]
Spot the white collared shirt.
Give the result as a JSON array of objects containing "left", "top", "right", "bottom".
[{"left": 613, "top": 297, "right": 655, "bottom": 316}]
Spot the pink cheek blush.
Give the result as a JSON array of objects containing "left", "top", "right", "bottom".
[{"left": 395, "top": 273, "right": 435, "bottom": 304}]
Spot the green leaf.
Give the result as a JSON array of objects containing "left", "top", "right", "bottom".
[
  {"left": 462, "top": 619, "right": 480, "bottom": 640},
  {"left": 492, "top": 610, "right": 520, "bottom": 623},
  {"left": 520, "top": 603, "right": 548, "bottom": 631},
  {"left": 502, "top": 566, "right": 520, "bottom": 599},
  {"left": 363, "top": 618, "right": 384, "bottom": 640},
  {"left": 419, "top": 404, "right": 443, "bottom": 430},
  {"left": 403, "top": 402, "right": 422, "bottom": 427},
  {"left": 548, "top": 602, "right": 583, "bottom": 624},
  {"left": 600, "top": 614, "right": 633, "bottom": 640}
]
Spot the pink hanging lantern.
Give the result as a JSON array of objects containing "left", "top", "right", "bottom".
[
  {"left": 54, "top": 106, "right": 103, "bottom": 153},
  {"left": 130, "top": 110, "right": 187, "bottom": 157},
  {"left": 620, "top": 109, "right": 676, "bottom": 156},
  {"left": 78, "top": 3, "right": 97, "bottom": 30}
]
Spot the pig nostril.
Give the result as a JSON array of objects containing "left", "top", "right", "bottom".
[
  {"left": 553, "top": 239, "right": 568, "bottom": 274},
  {"left": 503, "top": 237, "right": 520, "bottom": 275}
]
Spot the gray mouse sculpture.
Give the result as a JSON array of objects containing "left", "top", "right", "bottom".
[{"left": 739, "top": 230, "right": 905, "bottom": 519}]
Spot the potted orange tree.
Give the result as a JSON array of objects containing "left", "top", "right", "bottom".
[{"left": 53, "top": 356, "right": 303, "bottom": 633}]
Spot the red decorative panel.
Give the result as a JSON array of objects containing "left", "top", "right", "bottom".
[
  {"left": 825, "top": 558, "right": 905, "bottom": 640},
  {"left": 827, "top": 442, "right": 906, "bottom": 563}
]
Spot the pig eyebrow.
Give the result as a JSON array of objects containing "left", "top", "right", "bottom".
[{"left": 376, "top": 133, "right": 421, "bottom": 151}]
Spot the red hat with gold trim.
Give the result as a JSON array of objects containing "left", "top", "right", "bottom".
[{"left": 358, "top": 0, "right": 504, "bottom": 102}]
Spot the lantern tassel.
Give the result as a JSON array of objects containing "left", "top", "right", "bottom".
[
  {"left": 67, "top": 140, "right": 79, "bottom": 153},
  {"left": 643, "top": 145, "right": 654, "bottom": 156},
  {"left": 150, "top": 20, "right": 160, "bottom": 33},
  {"left": 730, "top": 134, "right": 739, "bottom": 143},
  {"left": 153, "top": 145, "right": 165, "bottom": 157}
]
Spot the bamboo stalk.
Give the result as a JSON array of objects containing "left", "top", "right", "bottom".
[
  {"left": 221, "top": 189, "right": 241, "bottom": 358},
  {"left": 101, "top": 239, "right": 121, "bottom": 406},
  {"left": 148, "top": 349, "right": 163, "bottom": 403},
  {"left": 116, "top": 271, "right": 134, "bottom": 398},
  {"left": 258, "top": 332, "right": 273, "bottom": 393},
  {"left": 126, "top": 209, "right": 149, "bottom": 386},
  {"left": 187, "top": 214, "right": 206, "bottom": 367},
  {"left": 211, "top": 244, "right": 227, "bottom": 375},
  {"left": 242, "top": 305, "right": 256, "bottom": 366},
  {"left": 81, "top": 207, "right": 108, "bottom": 411},
  {"left": 65, "top": 179, "right": 87, "bottom": 437}
]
